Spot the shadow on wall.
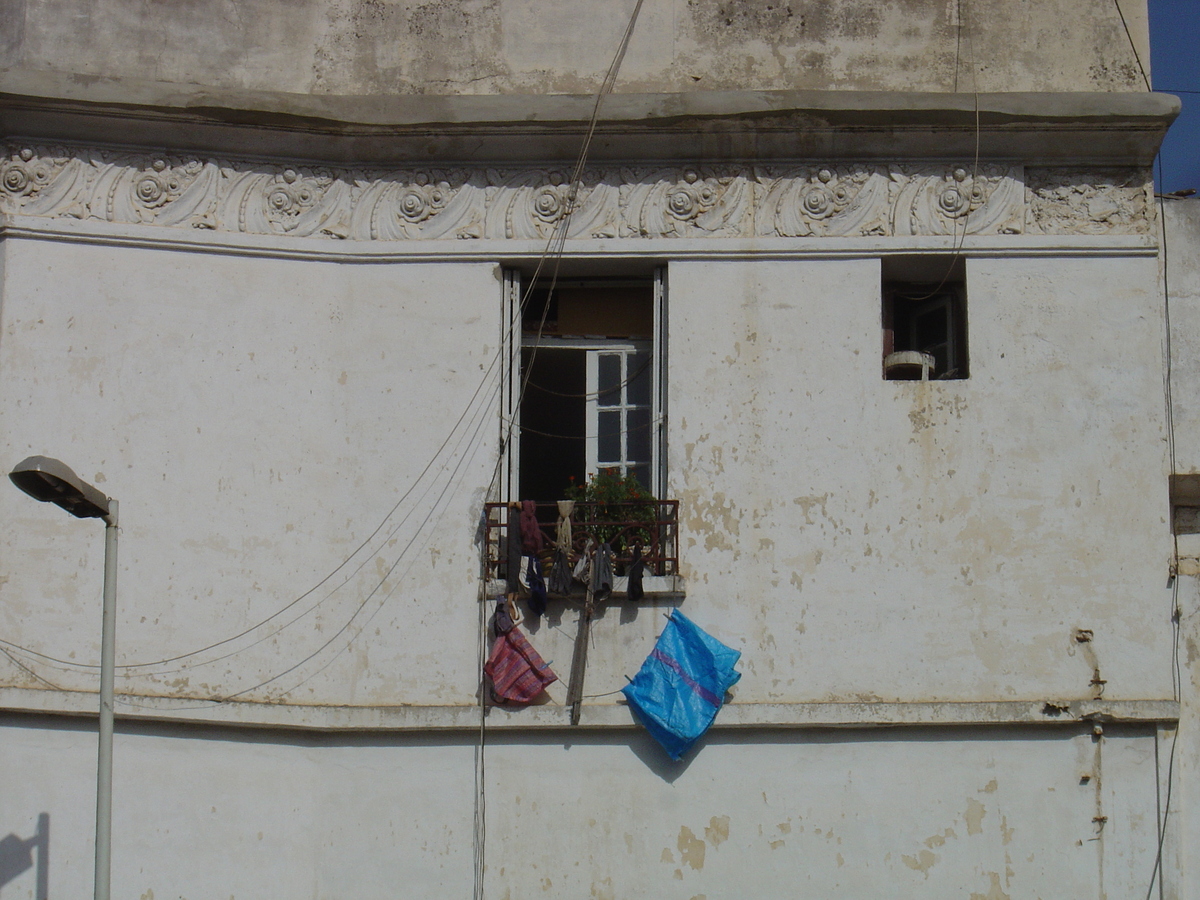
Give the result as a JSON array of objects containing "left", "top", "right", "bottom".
[{"left": 0, "top": 812, "right": 48, "bottom": 900}]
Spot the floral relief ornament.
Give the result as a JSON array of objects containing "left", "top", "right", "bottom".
[
  {"left": 759, "top": 165, "right": 890, "bottom": 237},
  {"left": 891, "top": 165, "right": 1024, "bottom": 236},
  {"left": 625, "top": 167, "right": 751, "bottom": 237},
  {"left": 1, "top": 148, "right": 52, "bottom": 198},
  {"left": 0, "top": 143, "right": 1149, "bottom": 239}
]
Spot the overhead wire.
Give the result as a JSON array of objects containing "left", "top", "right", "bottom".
[
  {"left": 902, "top": 0, "right": 980, "bottom": 306},
  {"left": 1101, "top": 7, "right": 1184, "bottom": 896},
  {"left": 114, "top": 358, "right": 504, "bottom": 710},
  {"left": 511, "top": 413, "right": 662, "bottom": 443},
  {"left": 0, "top": 347, "right": 507, "bottom": 677},
  {"left": 523, "top": 353, "right": 653, "bottom": 400},
  {"left": 1113, "top": 0, "right": 1153, "bottom": 92},
  {"left": 472, "top": 4, "right": 647, "bottom": 898},
  {"left": 0, "top": 0, "right": 651, "bottom": 695},
  {"left": 99, "top": 0, "right": 653, "bottom": 717}
]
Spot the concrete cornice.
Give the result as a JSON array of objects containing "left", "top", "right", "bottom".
[
  {"left": 0, "top": 686, "right": 1179, "bottom": 733},
  {"left": 0, "top": 67, "right": 1180, "bottom": 166}
]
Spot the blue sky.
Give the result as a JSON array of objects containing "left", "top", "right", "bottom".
[{"left": 1150, "top": 0, "right": 1200, "bottom": 192}]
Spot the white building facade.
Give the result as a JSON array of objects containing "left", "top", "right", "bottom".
[{"left": 0, "top": 1, "right": 1192, "bottom": 897}]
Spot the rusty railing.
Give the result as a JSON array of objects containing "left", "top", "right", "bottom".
[{"left": 483, "top": 500, "right": 679, "bottom": 584}]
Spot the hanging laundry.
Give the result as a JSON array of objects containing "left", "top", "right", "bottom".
[
  {"left": 520, "top": 500, "right": 544, "bottom": 555},
  {"left": 505, "top": 502, "right": 522, "bottom": 595},
  {"left": 556, "top": 500, "right": 574, "bottom": 551},
  {"left": 493, "top": 596, "right": 517, "bottom": 635},
  {"left": 626, "top": 545, "right": 646, "bottom": 602},
  {"left": 484, "top": 625, "right": 558, "bottom": 704},
  {"left": 549, "top": 546, "right": 573, "bottom": 596},
  {"left": 573, "top": 536, "right": 595, "bottom": 585},
  {"left": 526, "top": 554, "right": 548, "bottom": 616},
  {"left": 622, "top": 610, "right": 741, "bottom": 761},
  {"left": 590, "top": 542, "right": 614, "bottom": 601}
]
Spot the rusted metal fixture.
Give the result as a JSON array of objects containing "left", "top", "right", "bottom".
[{"left": 483, "top": 500, "right": 679, "bottom": 584}]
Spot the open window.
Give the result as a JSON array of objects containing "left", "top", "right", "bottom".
[
  {"left": 502, "top": 269, "right": 667, "bottom": 503},
  {"left": 882, "top": 256, "right": 968, "bottom": 380}
]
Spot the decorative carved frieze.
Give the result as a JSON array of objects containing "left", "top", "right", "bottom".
[{"left": 0, "top": 145, "right": 1151, "bottom": 241}]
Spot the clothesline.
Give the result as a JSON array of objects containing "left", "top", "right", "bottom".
[
  {"left": 507, "top": 415, "right": 662, "bottom": 442},
  {"left": 523, "top": 355, "right": 653, "bottom": 400}
]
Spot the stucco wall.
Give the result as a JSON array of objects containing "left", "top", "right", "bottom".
[
  {"left": 0, "top": 0, "right": 1151, "bottom": 97},
  {"left": 665, "top": 253, "right": 1172, "bottom": 703},
  {"left": 1167, "top": 200, "right": 1200, "bottom": 473},
  {"left": 1164, "top": 197, "right": 1200, "bottom": 900},
  {"left": 0, "top": 238, "right": 499, "bottom": 706},
  {"left": 0, "top": 237, "right": 1175, "bottom": 712},
  {"left": 0, "top": 717, "right": 1163, "bottom": 899}
]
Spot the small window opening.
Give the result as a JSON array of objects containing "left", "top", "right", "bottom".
[
  {"left": 883, "top": 256, "right": 968, "bottom": 380},
  {"left": 1170, "top": 474, "right": 1200, "bottom": 535}
]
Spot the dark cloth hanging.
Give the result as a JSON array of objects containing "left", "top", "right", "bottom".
[
  {"left": 520, "top": 500, "right": 544, "bottom": 554},
  {"left": 493, "top": 597, "right": 516, "bottom": 635},
  {"left": 627, "top": 545, "right": 646, "bottom": 602},
  {"left": 590, "top": 542, "right": 614, "bottom": 601},
  {"left": 527, "top": 554, "right": 548, "bottom": 616},
  {"left": 505, "top": 505, "right": 522, "bottom": 595},
  {"left": 549, "top": 546, "right": 573, "bottom": 596}
]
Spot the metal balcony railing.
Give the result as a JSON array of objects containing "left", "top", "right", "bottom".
[{"left": 483, "top": 499, "right": 679, "bottom": 585}]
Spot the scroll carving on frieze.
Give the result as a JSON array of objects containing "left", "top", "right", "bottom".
[{"left": 0, "top": 144, "right": 1153, "bottom": 241}]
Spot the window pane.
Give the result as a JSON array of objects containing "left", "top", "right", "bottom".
[
  {"left": 627, "top": 407, "right": 651, "bottom": 463},
  {"left": 629, "top": 464, "right": 651, "bottom": 491},
  {"left": 597, "top": 410, "right": 622, "bottom": 462},
  {"left": 628, "top": 351, "right": 651, "bottom": 406},
  {"left": 914, "top": 304, "right": 949, "bottom": 352},
  {"left": 597, "top": 354, "right": 621, "bottom": 406}
]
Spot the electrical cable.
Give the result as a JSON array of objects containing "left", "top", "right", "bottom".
[
  {"left": 511, "top": 414, "right": 661, "bottom": 443},
  {"left": 1106, "top": 13, "right": 1185, "bottom": 897},
  {"left": 114, "top": 365, "right": 503, "bottom": 710},
  {"left": 900, "top": 1, "right": 980, "bottom": 306},
  {"left": 523, "top": 354, "right": 653, "bottom": 400},
  {"left": 471, "top": 6, "right": 647, "bottom": 897},
  {"left": 0, "top": 352, "right": 507, "bottom": 676},
  {"left": 0, "top": 646, "right": 65, "bottom": 692},
  {"left": 266, "top": 386, "right": 500, "bottom": 699},
  {"left": 8, "top": 0, "right": 650, "bottom": 699},
  {"left": 1112, "top": 0, "right": 1153, "bottom": 92},
  {"left": 106, "top": 0, "right": 650, "bottom": 702}
]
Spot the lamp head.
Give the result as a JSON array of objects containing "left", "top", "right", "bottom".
[{"left": 9, "top": 456, "right": 111, "bottom": 519}]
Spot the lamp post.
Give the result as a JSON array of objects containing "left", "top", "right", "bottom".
[{"left": 9, "top": 456, "right": 117, "bottom": 900}]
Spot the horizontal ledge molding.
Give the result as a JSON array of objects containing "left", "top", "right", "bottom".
[
  {"left": 0, "top": 687, "right": 1178, "bottom": 733},
  {"left": 0, "top": 72, "right": 1178, "bottom": 164},
  {"left": 0, "top": 219, "right": 1159, "bottom": 263}
]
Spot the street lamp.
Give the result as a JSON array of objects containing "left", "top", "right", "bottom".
[{"left": 9, "top": 456, "right": 117, "bottom": 900}]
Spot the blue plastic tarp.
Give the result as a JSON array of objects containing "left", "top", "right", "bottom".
[{"left": 622, "top": 610, "right": 742, "bottom": 761}]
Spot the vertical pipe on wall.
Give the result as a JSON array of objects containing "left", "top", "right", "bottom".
[{"left": 95, "top": 499, "right": 118, "bottom": 900}]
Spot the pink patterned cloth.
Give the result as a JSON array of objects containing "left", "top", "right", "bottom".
[
  {"left": 484, "top": 626, "right": 557, "bottom": 704},
  {"left": 520, "top": 500, "right": 544, "bottom": 554}
]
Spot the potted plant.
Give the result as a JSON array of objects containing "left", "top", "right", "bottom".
[{"left": 565, "top": 468, "right": 657, "bottom": 555}]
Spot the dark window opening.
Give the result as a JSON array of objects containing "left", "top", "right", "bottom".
[
  {"left": 882, "top": 257, "right": 968, "bottom": 381},
  {"left": 1170, "top": 474, "right": 1200, "bottom": 535},
  {"left": 517, "top": 279, "right": 657, "bottom": 502},
  {"left": 519, "top": 347, "right": 586, "bottom": 503}
]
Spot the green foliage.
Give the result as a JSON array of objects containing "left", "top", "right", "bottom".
[{"left": 565, "top": 469, "right": 657, "bottom": 550}]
